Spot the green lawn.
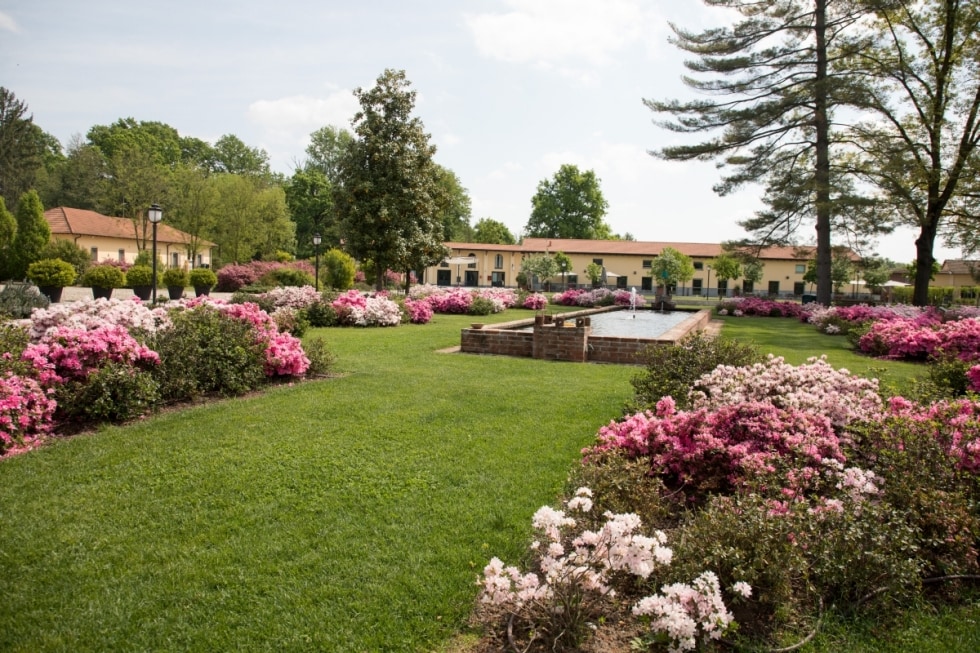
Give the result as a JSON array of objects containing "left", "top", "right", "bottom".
[{"left": 0, "top": 308, "right": 973, "bottom": 651}]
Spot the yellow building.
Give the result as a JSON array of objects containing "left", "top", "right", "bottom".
[
  {"left": 424, "top": 238, "right": 819, "bottom": 298},
  {"left": 45, "top": 207, "right": 214, "bottom": 269}
]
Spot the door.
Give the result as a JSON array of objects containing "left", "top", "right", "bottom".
[
  {"left": 464, "top": 270, "right": 479, "bottom": 287},
  {"left": 437, "top": 269, "right": 451, "bottom": 286}
]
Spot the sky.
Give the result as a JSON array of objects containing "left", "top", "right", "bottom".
[{"left": 0, "top": 0, "right": 962, "bottom": 264}]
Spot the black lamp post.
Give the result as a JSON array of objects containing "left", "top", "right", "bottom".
[
  {"left": 313, "top": 233, "right": 322, "bottom": 291},
  {"left": 148, "top": 204, "right": 163, "bottom": 303}
]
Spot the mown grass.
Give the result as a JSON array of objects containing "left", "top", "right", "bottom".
[
  {"left": 0, "top": 306, "right": 975, "bottom": 651},
  {"left": 0, "top": 309, "right": 635, "bottom": 652}
]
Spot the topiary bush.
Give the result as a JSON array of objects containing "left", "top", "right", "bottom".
[
  {"left": 627, "top": 331, "right": 762, "bottom": 412},
  {"left": 26, "top": 258, "right": 77, "bottom": 287},
  {"left": 125, "top": 264, "right": 156, "bottom": 287},
  {"left": 80, "top": 264, "right": 125, "bottom": 289},
  {"left": 162, "top": 267, "right": 189, "bottom": 288},
  {"left": 40, "top": 239, "right": 92, "bottom": 279},
  {"left": 189, "top": 268, "right": 217, "bottom": 290},
  {"left": 468, "top": 296, "right": 496, "bottom": 316}
]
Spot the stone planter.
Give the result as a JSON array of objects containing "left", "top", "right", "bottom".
[
  {"left": 132, "top": 285, "right": 153, "bottom": 301},
  {"left": 168, "top": 286, "right": 185, "bottom": 300},
  {"left": 92, "top": 286, "right": 113, "bottom": 300},
  {"left": 38, "top": 286, "right": 64, "bottom": 303},
  {"left": 194, "top": 286, "right": 211, "bottom": 297}
]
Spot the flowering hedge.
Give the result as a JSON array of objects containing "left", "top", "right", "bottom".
[
  {"left": 402, "top": 297, "right": 434, "bottom": 324},
  {"left": 22, "top": 325, "right": 161, "bottom": 386},
  {"left": 551, "top": 288, "right": 615, "bottom": 307},
  {"left": 330, "top": 290, "right": 402, "bottom": 326},
  {"left": 717, "top": 297, "right": 807, "bottom": 318},
  {"left": 0, "top": 373, "right": 56, "bottom": 455},
  {"left": 406, "top": 285, "right": 517, "bottom": 315},
  {"left": 522, "top": 293, "right": 548, "bottom": 310},
  {"left": 857, "top": 316, "right": 980, "bottom": 361},
  {"left": 690, "top": 355, "right": 883, "bottom": 430}
]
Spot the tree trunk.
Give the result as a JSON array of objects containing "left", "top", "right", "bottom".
[
  {"left": 813, "top": 0, "right": 833, "bottom": 306},
  {"left": 375, "top": 261, "right": 385, "bottom": 292},
  {"left": 913, "top": 221, "right": 938, "bottom": 306}
]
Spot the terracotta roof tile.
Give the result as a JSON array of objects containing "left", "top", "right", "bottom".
[{"left": 44, "top": 207, "right": 214, "bottom": 247}]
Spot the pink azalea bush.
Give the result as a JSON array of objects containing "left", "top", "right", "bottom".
[
  {"left": 690, "top": 355, "right": 883, "bottom": 430},
  {"left": 330, "top": 290, "right": 401, "bottom": 326},
  {"left": 0, "top": 373, "right": 56, "bottom": 455},
  {"left": 884, "top": 397, "right": 980, "bottom": 472},
  {"left": 28, "top": 298, "right": 166, "bottom": 341},
  {"left": 403, "top": 297, "right": 434, "bottom": 324},
  {"left": 588, "top": 397, "right": 845, "bottom": 497},
  {"left": 612, "top": 289, "right": 646, "bottom": 308},
  {"left": 717, "top": 297, "right": 806, "bottom": 318},
  {"left": 858, "top": 316, "right": 980, "bottom": 361},
  {"left": 552, "top": 288, "right": 615, "bottom": 307},
  {"left": 215, "top": 261, "right": 316, "bottom": 292},
  {"left": 522, "top": 293, "right": 548, "bottom": 310},
  {"left": 969, "top": 365, "right": 980, "bottom": 393},
  {"left": 22, "top": 325, "right": 161, "bottom": 386},
  {"left": 257, "top": 285, "right": 322, "bottom": 311}
]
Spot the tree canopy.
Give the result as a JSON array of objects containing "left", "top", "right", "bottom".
[
  {"left": 524, "top": 164, "right": 610, "bottom": 240},
  {"left": 472, "top": 218, "right": 516, "bottom": 245},
  {"left": 649, "top": 247, "right": 695, "bottom": 291},
  {"left": 0, "top": 87, "right": 53, "bottom": 208},
  {"left": 334, "top": 69, "right": 449, "bottom": 291}
]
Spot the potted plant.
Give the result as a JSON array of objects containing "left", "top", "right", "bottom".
[
  {"left": 162, "top": 267, "right": 189, "bottom": 300},
  {"left": 26, "top": 258, "right": 77, "bottom": 303},
  {"left": 189, "top": 268, "right": 217, "bottom": 297},
  {"left": 125, "top": 264, "right": 156, "bottom": 301},
  {"left": 80, "top": 263, "right": 125, "bottom": 299}
]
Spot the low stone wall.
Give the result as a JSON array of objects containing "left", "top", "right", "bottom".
[{"left": 460, "top": 309, "right": 712, "bottom": 364}]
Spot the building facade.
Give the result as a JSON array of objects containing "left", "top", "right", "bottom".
[
  {"left": 45, "top": 207, "right": 214, "bottom": 269},
  {"left": 423, "top": 238, "right": 821, "bottom": 298}
]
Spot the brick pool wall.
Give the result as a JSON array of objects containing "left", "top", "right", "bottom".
[{"left": 460, "top": 309, "right": 712, "bottom": 364}]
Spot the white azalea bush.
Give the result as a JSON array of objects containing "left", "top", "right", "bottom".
[{"left": 477, "top": 487, "right": 743, "bottom": 652}]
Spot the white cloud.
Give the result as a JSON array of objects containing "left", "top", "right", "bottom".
[
  {"left": 464, "top": 0, "right": 657, "bottom": 71},
  {"left": 0, "top": 11, "right": 19, "bottom": 32},
  {"left": 246, "top": 89, "right": 359, "bottom": 145}
]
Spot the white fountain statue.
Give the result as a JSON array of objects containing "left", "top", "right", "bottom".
[{"left": 630, "top": 287, "right": 637, "bottom": 318}]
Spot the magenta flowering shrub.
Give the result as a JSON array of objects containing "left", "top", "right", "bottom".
[
  {"left": 969, "top": 365, "right": 980, "bottom": 393},
  {"left": 858, "top": 316, "right": 980, "bottom": 361},
  {"left": 718, "top": 297, "right": 806, "bottom": 318},
  {"left": 403, "top": 297, "right": 434, "bottom": 324},
  {"left": 551, "top": 288, "right": 615, "bottom": 307},
  {"left": 691, "top": 355, "right": 883, "bottom": 430},
  {"left": 22, "top": 325, "right": 161, "bottom": 386},
  {"left": 589, "top": 397, "right": 844, "bottom": 498},
  {"left": 258, "top": 285, "right": 322, "bottom": 311},
  {"left": 612, "top": 289, "right": 646, "bottom": 307},
  {"left": 264, "top": 332, "right": 311, "bottom": 376},
  {"left": 427, "top": 288, "right": 473, "bottom": 314},
  {"left": 215, "top": 264, "right": 260, "bottom": 291},
  {"left": 883, "top": 397, "right": 980, "bottom": 472},
  {"left": 0, "top": 373, "right": 56, "bottom": 455},
  {"left": 475, "top": 287, "right": 517, "bottom": 309},
  {"left": 522, "top": 293, "right": 548, "bottom": 310}
]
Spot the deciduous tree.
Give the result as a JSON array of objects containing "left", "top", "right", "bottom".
[
  {"left": 649, "top": 247, "right": 694, "bottom": 292},
  {"left": 524, "top": 164, "right": 610, "bottom": 240},
  {"left": 472, "top": 217, "right": 516, "bottom": 244}
]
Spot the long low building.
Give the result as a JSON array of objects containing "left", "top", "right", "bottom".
[{"left": 423, "top": 237, "right": 821, "bottom": 298}]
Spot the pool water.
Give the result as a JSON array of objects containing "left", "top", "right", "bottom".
[{"left": 521, "top": 310, "right": 693, "bottom": 338}]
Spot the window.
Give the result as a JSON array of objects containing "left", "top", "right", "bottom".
[
  {"left": 717, "top": 279, "right": 728, "bottom": 296},
  {"left": 171, "top": 253, "right": 179, "bottom": 268},
  {"left": 693, "top": 261, "right": 704, "bottom": 270},
  {"left": 793, "top": 281, "right": 805, "bottom": 296},
  {"left": 467, "top": 253, "right": 477, "bottom": 269},
  {"left": 90, "top": 247, "right": 98, "bottom": 261},
  {"left": 494, "top": 254, "right": 503, "bottom": 269},
  {"left": 743, "top": 280, "right": 754, "bottom": 294},
  {"left": 118, "top": 249, "right": 125, "bottom": 262},
  {"left": 592, "top": 258, "right": 603, "bottom": 265},
  {"left": 491, "top": 271, "right": 506, "bottom": 287},
  {"left": 692, "top": 279, "right": 703, "bottom": 296},
  {"left": 795, "top": 264, "right": 806, "bottom": 274},
  {"left": 616, "top": 276, "right": 627, "bottom": 289},
  {"left": 768, "top": 280, "right": 780, "bottom": 295},
  {"left": 641, "top": 277, "right": 652, "bottom": 291},
  {"left": 440, "top": 260, "right": 449, "bottom": 268},
  {"left": 642, "top": 259, "right": 652, "bottom": 268}
]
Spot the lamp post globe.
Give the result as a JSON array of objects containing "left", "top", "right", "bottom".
[
  {"left": 147, "top": 204, "right": 163, "bottom": 304},
  {"left": 313, "top": 233, "right": 322, "bottom": 291}
]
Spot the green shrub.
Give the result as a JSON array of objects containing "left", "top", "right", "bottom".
[
  {"left": 188, "top": 268, "right": 217, "bottom": 289},
  {"left": 259, "top": 267, "right": 314, "bottom": 288},
  {"left": 149, "top": 306, "right": 266, "bottom": 402},
  {"left": 322, "top": 248, "right": 356, "bottom": 290},
  {"left": 468, "top": 296, "right": 496, "bottom": 316},
  {"left": 56, "top": 362, "right": 160, "bottom": 423},
  {"left": 231, "top": 291, "right": 275, "bottom": 314},
  {"left": 0, "top": 282, "right": 49, "bottom": 319},
  {"left": 134, "top": 250, "right": 153, "bottom": 267},
  {"left": 273, "top": 307, "right": 309, "bottom": 337},
  {"left": 40, "top": 240, "right": 91, "bottom": 279},
  {"left": 627, "top": 331, "right": 762, "bottom": 412},
  {"left": 162, "top": 267, "right": 188, "bottom": 287},
  {"left": 26, "top": 258, "right": 78, "bottom": 287},
  {"left": 125, "top": 264, "right": 156, "bottom": 287},
  {"left": 305, "top": 300, "right": 338, "bottom": 327},
  {"left": 302, "top": 336, "right": 336, "bottom": 377},
  {"left": 80, "top": 264, "right": 125, "bottom": 289},
  {"left": 0, "top": 324, "right": 31, "bottom": 376}
]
